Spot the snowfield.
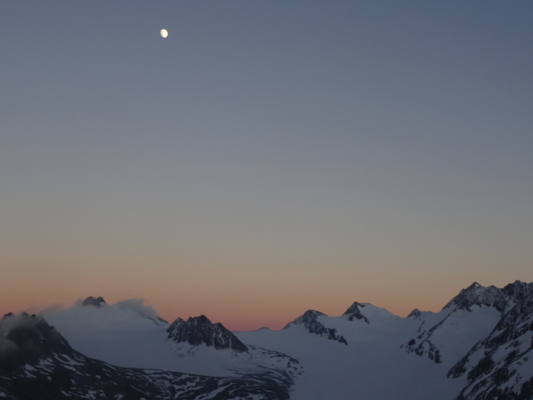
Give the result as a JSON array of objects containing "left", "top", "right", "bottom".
[
  {"left": 1, "top": 281, "right": 531, "bottom": 400},
  {"left": 237, "top": 305, "right": 479, "bottom": 400}
]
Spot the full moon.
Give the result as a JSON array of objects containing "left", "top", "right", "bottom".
[{"left": 160, "top": 29, "right": 168, "bottom": 38}]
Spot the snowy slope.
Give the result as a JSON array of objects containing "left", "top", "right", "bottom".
[
  {"left": 448, "top": 290, "right": 533, "bottom": 399},
  {"left": 237, "top": 282, "right": 533, "bottom": 400},
  {"left": 404, "top": 305, "right": 501, "bottom": 365},
  {"left": 237, "top": 304, "right": 464, "bottom": 400},
  {"left": 0, "top": 313, "right": 293, "bottom": 400},
  {"left": 17, "top": 281, "right": 532, "bottom": 400},
  {"left": 40, "top": 298, "right": 301, "bottom": 380},
  {"left": 404, "top": 281, "right": 533, "bottom": 367}
]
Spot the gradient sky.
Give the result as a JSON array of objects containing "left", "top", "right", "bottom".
[{"left": 1, "top": 1, "right": 532, "bottom": 331}]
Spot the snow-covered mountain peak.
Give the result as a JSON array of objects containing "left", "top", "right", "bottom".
[
  {"left": 448, "top": 289, "right": 533, "bottom": 399},
  {"left": 342, "top": 302, "right": 369, "bottom": 323},
  {"left": 443, "top": 282, "right": 506, "bottom": 312},
  {"left": 166, "top": 315, "right": 248, "bottom": 353},
  {"left": 343, "top": 301, "right": 366, "bottom": 313},
  {"left": 341, "top": 302, "right": 398, "bottom": 326},
  {"left": 283, "top": 310, "right": 347, "bottom": 345},
  {"left": 283, "top": 310, "right": 325, "bottom": 329},
  {"left": 81, "top": 296, "right": 106, "bottom": 308},
  {"left": 0, "top": 313, "right": 295, "bottom": 399},
  {"left": 443, "top": 280, "right": 533, "bottom": 315},
  {"left": 2, "top": 282, "right": 533, "bottom": 400},
  {"left": 404, "top": 282, "right": 532, "bottom": 366}
]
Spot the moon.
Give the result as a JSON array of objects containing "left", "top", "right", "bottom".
[{"left": 160, "top": 29, "right": 168, "bottom": 38}]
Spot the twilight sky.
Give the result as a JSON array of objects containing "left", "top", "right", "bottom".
[{"left": 1, "top": 1, "right": 532, "bottom": 331}]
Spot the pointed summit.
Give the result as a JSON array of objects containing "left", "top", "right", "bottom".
[
  {"left": 284, "top": 310, "right": 348, "bottom": 345},
  {"left": 342, "top": 302, "right": 370, "bottom": 324},
  {"left": 81, "top": 296, "right": 106, "bottom": 308},
  {"left": 443, "top": 282, "right": 506, "bottom": 312},
  {"left": 283, "top": 310, "right": 326, "bottom": 329},
  {"left": 443, "top": 281, "right": 533, "bottom": 313}
]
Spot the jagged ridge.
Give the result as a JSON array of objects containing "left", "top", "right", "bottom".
[
  {"left": 167, "top": 315, "right": 248, "bottom": 353},
  {"left": 405, "top": 280, "right": 533, "bottom": 365},
  {"left": 342, "top": 302, "right": 370, "bottom": 324},
  {"left": 284, "top": 310, "right": 347, "bottom": 345},
  {"left": 0, "top": 313, "right": 291, "bottom": 400},
  {"left": 443, "top": 281, "right": 533, "bottom": 314},
  {"left": 448, "top": 290, "right": 533, "bottom": 400}
]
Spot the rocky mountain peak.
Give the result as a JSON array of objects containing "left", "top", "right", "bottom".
[
  {"left": 81, "top": 296, "right": 106, "bottom": 308},
  {"left": 342, "top": 302, "right": 369, "bottom": 324},
  {"left": 0, "top": 314, "right": 289, "bottom": 400},
  {"left": 284, "top": 310, "right": 347, "bottom": 345},
  {"left": 284, "top": 310, "right": 325, "bottom": 328},
  {"left": 448, "top": 289, "right": 533, "bottom": 399},
  {"left": 444, "top": 281, "right": 533, "bottom": 314},
  {"left": 443, "top": 282, "right": 507, "bottom": 312},
  {"left": 501, "top": 280, "right": 533, "bottom": 300},
  {"left": 166, "top": 315, "right": 248, "bottom": 353}
]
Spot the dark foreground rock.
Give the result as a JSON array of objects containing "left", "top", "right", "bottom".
[{"left": 0, "top": 313, "right": 292, "bottom": 400}]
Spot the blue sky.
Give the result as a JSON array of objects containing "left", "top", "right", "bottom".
[{"left": 1, "top": 1, "right": 532, "bottom": 329}]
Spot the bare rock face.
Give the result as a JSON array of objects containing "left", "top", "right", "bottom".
[
  {"left": 0, "top": 313, "right": 291, "bottom": 400},
  {"left": 448, "top": 290, "right": 533, "bottom": 400},
  {"left": 342, "top": 302, "right": 370, "bottom": 324},
  {"left": 167, "top": 315, "right": 248, "bottom": 353},
  {"left": 443, "top": 281, "right": 533, "bottom": 314},
  {"left": 283, "top": 310, "right": 348, "bottom": 345},
  {"left": 81, "top": 296, "right": 106, "bottom": 308},
  {"left": 405, "top": 281, "right": 533, "bottom": 365}
]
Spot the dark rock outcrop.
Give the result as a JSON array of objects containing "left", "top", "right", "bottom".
[
  {"left": 0, "top": 313, "right": 291, "bottom": 400},
  {"left": 448, "top": 291, "right": 533, "bottom": 399},
  {"left": 81, "top": 296, "right": 106, "bottom": 307},
  {"left": 443, "top": 281, "right": 533, "bottom": 314},
  {"left": 405, "top": 281, "right": 533, "bottom": 365},
  {"left": 342, "top": 302, "right": 370, "bottom": 324},
  {"left": 167, "top": 315, "right": 248, "bottom": 353},
  {"left": 283, "top": 310, "right": 347, "bottom": 345},
  {"left": 443, "top": 282, "right": 507, "bottom": 313}
]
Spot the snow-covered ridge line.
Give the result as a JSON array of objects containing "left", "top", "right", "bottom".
[
  {"left": 443, "top": 280, "right": 533, "bottom": 314},
  {"left": 404, "top": 280, "right": 533, "bottom": 366},
  {"left": 283, "top": 310, "right": 348, "bottom": 345},
  {"left": 2, "top": 280, "right": 532, "bottom": 400},
  {"left": 0, "top": 312, "right": 293, "bottom": 400}
]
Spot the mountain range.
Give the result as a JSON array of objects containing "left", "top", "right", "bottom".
[{"left": 1, "top": 281, "right": 532, "bottom": 399}]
